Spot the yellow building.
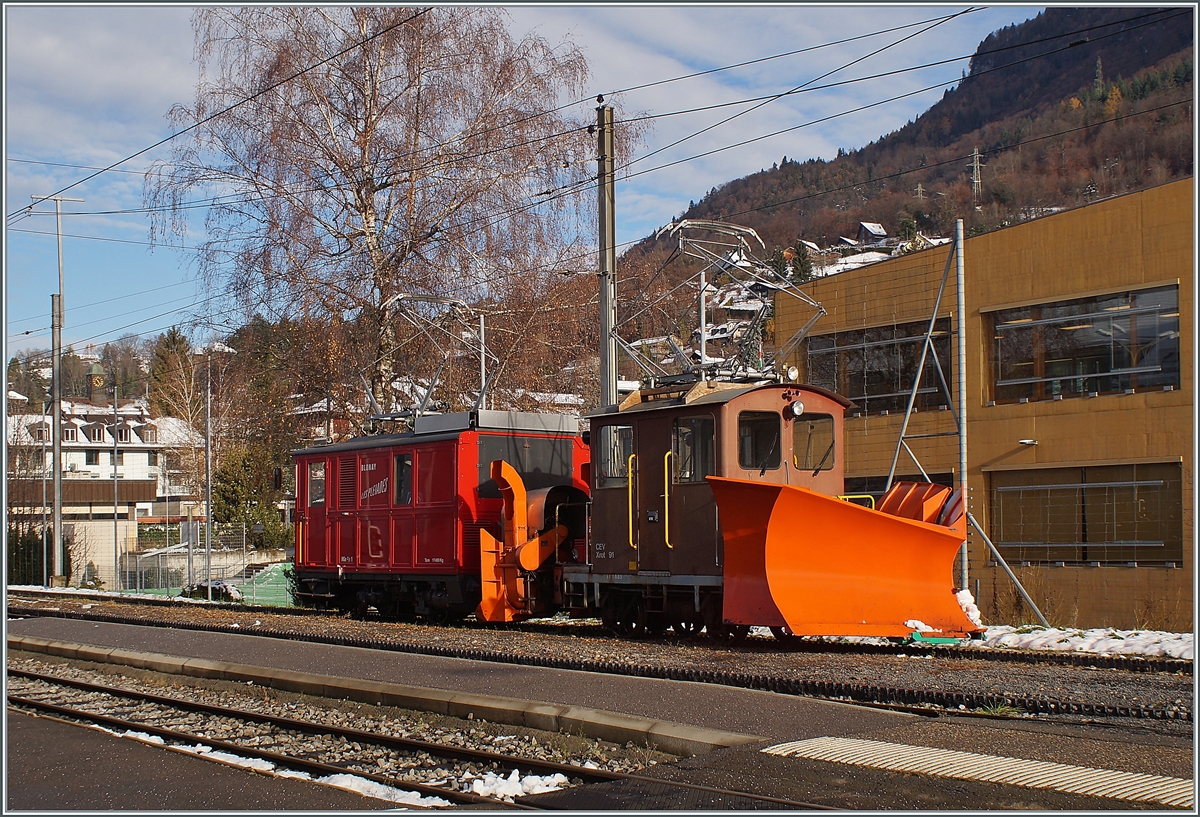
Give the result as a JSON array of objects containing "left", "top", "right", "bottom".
[{"left": 776, "top": 177, "right": 1193, "bottom": 630}]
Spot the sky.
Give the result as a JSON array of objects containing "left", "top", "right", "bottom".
[{"left": 3, "top": 4, "right": 1043, "bottom": 362}]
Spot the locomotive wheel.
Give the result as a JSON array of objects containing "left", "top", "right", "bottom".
[
  {"left": 600, "top": 594, "right": 621, "bottom": 632},
  {"left": 615, "top": 596, "right": 647, "bottom": 638},
  {"left": 672, "top": 619, "right": 703, "bottom": 639}
]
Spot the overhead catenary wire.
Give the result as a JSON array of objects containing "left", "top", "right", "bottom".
[
  {"left": 11, "top": 7, "right": 1170, "bottom": 224},
  {"left": 4, "top": 6, "right": 434, "bottom": 222},
  {"left": 8, "top": 11, "right": 1186, "bottom": 353}
]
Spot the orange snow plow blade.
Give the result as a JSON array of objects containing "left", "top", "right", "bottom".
[{"left": 708, "top": 476, "right": 980, "bottom": 638}]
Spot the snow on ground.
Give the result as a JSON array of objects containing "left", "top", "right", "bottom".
[{"left": 10, "top": 585, "right": 1194, "bottom": 659}]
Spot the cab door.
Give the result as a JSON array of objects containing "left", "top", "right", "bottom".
[
  {"left": 666, "top": 413, "right": 721, "bottom": 575},
  {"left": 358, "top": 450, "right": 392, "bottom": 569},
  {"left": 635, "top": 416, "right": 672, "bottom": 572},
  {"left": 300, "top": 458, "right": 330, "bottom": 566}
]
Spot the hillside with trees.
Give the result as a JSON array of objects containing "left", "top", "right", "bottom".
[{"left": 629, "top": 6, "right": 1192, "bottom": 255}]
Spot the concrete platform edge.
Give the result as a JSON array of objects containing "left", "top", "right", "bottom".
[{"left": 8, "top": 635, "right": 764, "bottom": 756}]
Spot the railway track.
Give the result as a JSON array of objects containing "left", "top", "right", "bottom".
[
  {"left": 7, "top": 666, "right": 823, "bottom": 810},
  {"left": 8, "top": 588, "right": 1189, "bottom": 674},
  {"left": 8, "top": 592, "right": 1192, "bottom": 725}
]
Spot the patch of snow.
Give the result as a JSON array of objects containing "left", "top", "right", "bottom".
[
  {"left": 468, "top": 769, "right": 570, "bottom": 800},
  {"left": 315, "top": 773, "right": 452, "bottom": 808},
  {"left": 120, "top": 730, "right": 165, "bottom": 745},
  {"left": 975, "top": 626, "right": 1193, "bottom": 660},
  {"left": 956, "top": 590, "right": 984, "bottom": 628},
  {"left": 904, "top": 620, "right": 940, "bottom": 633}
]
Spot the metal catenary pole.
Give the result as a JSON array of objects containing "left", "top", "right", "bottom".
[
  {"left": 205, "top": 352, "right": 213, "bottom": 601},
  {"left": 955, "top": 219, "right": 969, "bottom": 590},
  {"left": 113, "top": 373, "right": 120, "bottom": 592},
  {"left": 33, "top": 194, "right": 83, "bottom": 583},
  {"left": 597, "top": 103, "right": 618, "bottom": 407}
]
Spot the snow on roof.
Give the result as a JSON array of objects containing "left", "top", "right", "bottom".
[
  {"left": 8, "top": 389, "right": 29, "bottom": 402},
  {"left": 859, "top": 222, "right": 886, "bottom": 236},
  {"left": 820, "top": 251, "right": 892, "bottom": 276}
]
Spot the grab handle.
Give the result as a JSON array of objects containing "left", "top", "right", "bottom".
[
  {"left": 627, "top": 453, "right": 638, "bottom": 549},
  {"left": 663, "top": 451, "right": 674, "bottom": 549}
]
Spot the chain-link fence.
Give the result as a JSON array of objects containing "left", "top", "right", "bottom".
[{"left": 127, "top": 522, "right": 293, "bottom": 606}]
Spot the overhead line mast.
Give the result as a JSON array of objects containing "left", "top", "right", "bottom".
[{"left": 597, "top": 103, "right": 618, "bottom": 408}]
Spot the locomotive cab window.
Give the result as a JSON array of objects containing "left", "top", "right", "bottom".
[
  {"left": 793, "top": 413, "right": 835, "bottom": 472},
  {"left": 394, "top": 453, "right": 413, "bottom": 505},
  {"left": 594, "top": 424, "right": 633, "bottom": 488},
  {"left": 738, "top": 411, "right": 781, "bottom": 471},
  {"left": 672, "top": 416, "right": 715, "bottom": 483},
  {"left": 307, "top": 461, "right": 325, "bottom": 506}
]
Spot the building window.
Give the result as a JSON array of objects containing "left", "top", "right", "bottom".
[
  {"left": 142, "top": 428, "right": 157, "bottom": 444},
  {"left": 114, "top": 451, "right": 124, "bottom": 466},
  {"left": 147, "top": 451, "right": 158, "bottom": 467},
  {"left": 86, "top": 450, "right": 99, "bottom": 466},
  {"left": 307, "top": 461, "right": 325, "bottom": 506},
  {"left": 593, "top": 425, "right": 633, "bottom": 488},
  {"left": 33, "top": 426, "right": 47, "bottom": 442},
  {"left": 62, "top": 426, "right": 77, "bottom": 442},
  {"left": 86, "top": 426, "right": 105, "bottom": 443},
  {"left": 394, "top": 453, "right": 413, "bottom": 505},
  {"left": 793, "top": 413, "right": 835, "bottom": 471},
  {"left": 672, "top": 416, "right": 716, "bottom": 483},
  {"left": 989, "top": 285, "right": 1179, "bottom": 403},
  {"left": 989, "top": 462, "right": 1183, "bottom": 565},
  {"left": 805, "top": 318, "right": 952, "bottom": 413},
  {"left": 116, "top": 426, "right": 131, "bottom": 443},
  {"left": 738, "top": 411, "right": 781, "bottom": 471}
]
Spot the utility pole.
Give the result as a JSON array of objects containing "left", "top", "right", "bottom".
[
  {"left": 955, "top": 219, "right": 968, "bottom": 591},
  {"left": 33, "top": 194, "right": 84, "bottom": 584},
  {"left": 112, "top": 371, "right": 121, "bottom": 593},
  {"left": 205, "top": 353, "right": 213, "bottom": 602},
  {"left": 596, "top": 102, "right": 618, "bottom": 407}
]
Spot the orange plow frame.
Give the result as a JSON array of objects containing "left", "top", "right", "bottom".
[
  {"left": 476, "top": 460, "right": 567, "bottom": 623},
  {"left": 709, "top": 476, "right": 981, "bottom": 638}
]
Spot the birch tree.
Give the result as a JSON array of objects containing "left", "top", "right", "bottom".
[{"left": 147, "top": 7, "right": 598, "bottom": 412}]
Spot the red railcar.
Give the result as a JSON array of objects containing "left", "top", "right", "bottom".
[{"left": 292, "top": 410, "right": 587, "bottom": 619}]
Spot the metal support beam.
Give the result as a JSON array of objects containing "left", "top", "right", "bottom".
[
  {"left": 955, "top": 218, "right": 969, "bottom": 590},
  {"left": 597, "top": 104, "right": 618, "bottom": 407},
  {"left": 967, "top": 512, "right": 1050, "bottom": 628}
]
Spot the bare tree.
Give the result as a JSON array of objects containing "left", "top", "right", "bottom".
[{"left": 147, "top": 7, "right": 601, "bottom": 412}]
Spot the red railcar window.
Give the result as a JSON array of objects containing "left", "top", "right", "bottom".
[
  {"left": 307, "top": 462, "right": 325, "bottom": 506},
  {"left": 394, "top": 453, "right": 413, "bottom": 504}
]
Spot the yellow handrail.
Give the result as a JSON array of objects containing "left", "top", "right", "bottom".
[
  {"left": 839, "top": 493, "right": 876, "bottom": 509},
  {"left": 627, "top": 453, "right": 638, "bottom": 550},
  {"left": 663, "top": 450, "right": 674, "bottom": 549}
]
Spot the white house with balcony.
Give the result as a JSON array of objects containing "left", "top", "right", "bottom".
[{"left": 6, "top": 397, "right": 204, "bottom": 588}]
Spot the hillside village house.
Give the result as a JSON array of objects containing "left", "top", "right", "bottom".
[
  {"left": 775, "top": 177, "right": 1193, "bottom": 631},
  {"left": 6, "top": 395, "right": 204, "bottom": 589}
]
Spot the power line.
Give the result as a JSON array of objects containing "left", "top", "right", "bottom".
[{"left": 5, "top": 6, "right": 433, "bottom": 222}]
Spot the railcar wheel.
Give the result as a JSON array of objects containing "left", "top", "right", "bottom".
[
  {"left": 672, "top": 619, "right": 703, "bottom": 639},
  {"left": 615, "top": 596, "right": 647, "bottom": 638}
]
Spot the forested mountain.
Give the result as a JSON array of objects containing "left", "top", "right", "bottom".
[{"left": 627, "top": 7, "right": 1193, "bottom": 259}]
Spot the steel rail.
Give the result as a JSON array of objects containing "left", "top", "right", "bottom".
[
  {"left": 6, "top": 694, "right": 512, "bottom": 808},
  {"left": 8, "top": 669, "right": 827, "bottom": 811},
  {"left": 8, "top": 599, "right": 1190, "bottom": 677}
]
